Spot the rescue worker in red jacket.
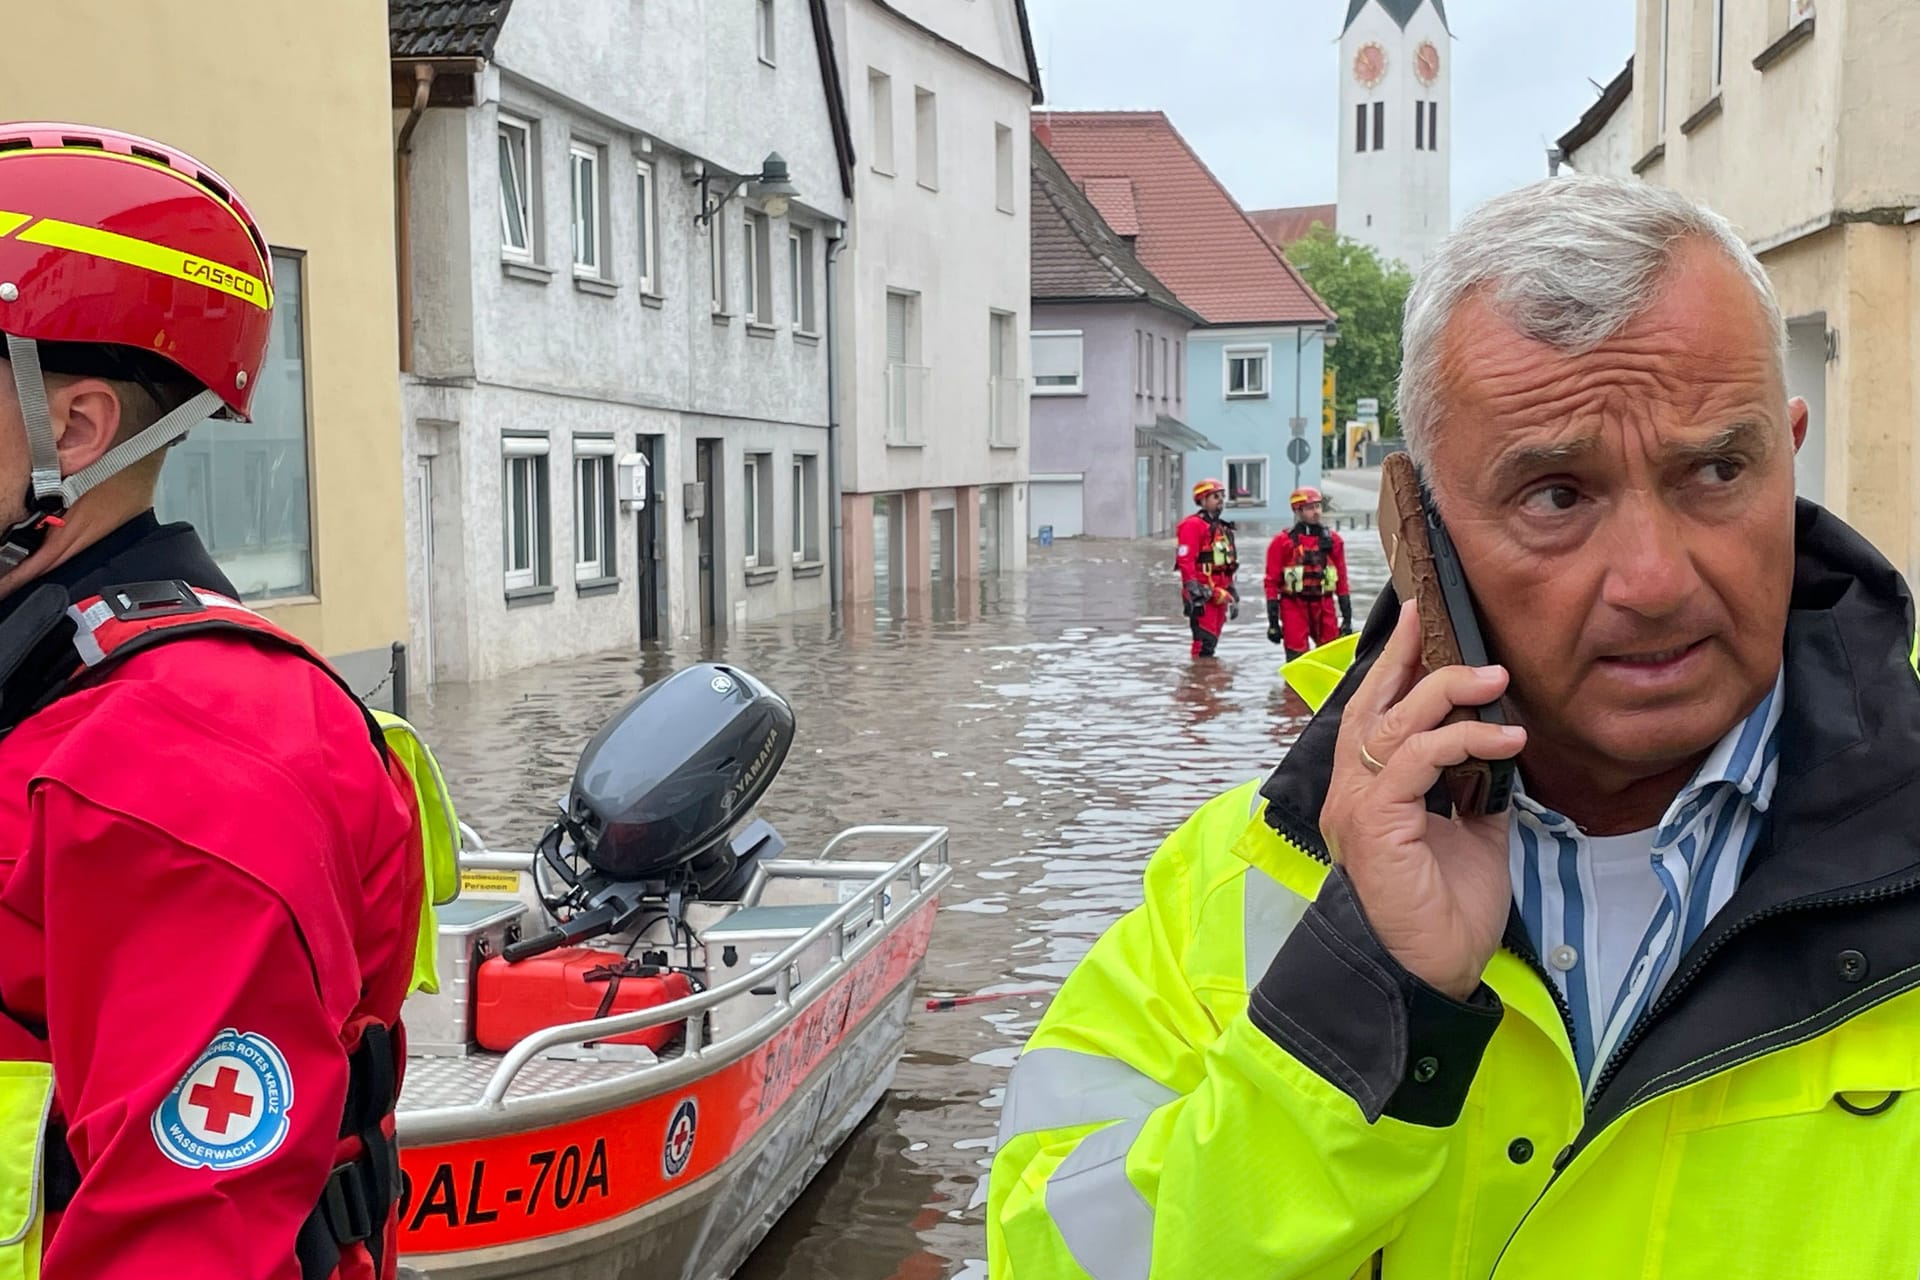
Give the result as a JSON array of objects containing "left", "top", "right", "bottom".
[
  {"left": 1175, "top": 478, "right": 1239, "bottom": 658},
  {"left": 1265, "top": 486, "right": 1353, "bottom": 662},
  {"left": 0, "top": 125, "right": 422, "bottom": 1280}
]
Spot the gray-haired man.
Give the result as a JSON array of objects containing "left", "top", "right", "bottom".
[{"left": 988, "top": 174, "right": 1920, "bottom": 1278}]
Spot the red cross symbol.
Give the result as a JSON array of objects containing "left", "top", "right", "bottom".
[
  {"left": 669, "top": 1121, "right": 693, "bottom": 1159},
  {"left": 187, "top": 1065, "right": 256, "bottom": 1136}
]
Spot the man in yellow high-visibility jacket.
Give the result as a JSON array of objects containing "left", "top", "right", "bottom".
[{"left": 989, "top": 174, "right": 1920, "bottom": 1278}]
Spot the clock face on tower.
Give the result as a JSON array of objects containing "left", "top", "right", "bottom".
[
  {"left": 1353, "top": 41, "right": 1387, "bottom": 90},
  {"left": 1415, "top": 40, "right": 1441, "bottom": 86}
]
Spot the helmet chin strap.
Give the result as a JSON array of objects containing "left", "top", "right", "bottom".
[{"left": 0, "top": 333, "right": 222, "bottom": 572}]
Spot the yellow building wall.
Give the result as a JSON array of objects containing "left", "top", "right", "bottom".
[
  {"left": 1626, "top": 0, "right": 1920, "bottom": 585},
  {"left": 0, "top": 0, "right": 406, "bottom": 674}
]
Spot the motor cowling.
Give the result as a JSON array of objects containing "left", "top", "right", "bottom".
[{"left": 566, "top": 663, "right": 795, "bottom": 882}]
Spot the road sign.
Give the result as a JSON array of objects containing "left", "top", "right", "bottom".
[
  {"left": 1286, "top": 437, "right": 1312, "bottom": 466},
  {"left": 1356, "top": 397, "right": 1380, "bottom": 420},
  {"left": 1289, "top": 416, "right": 1308, "bottom": 438}
]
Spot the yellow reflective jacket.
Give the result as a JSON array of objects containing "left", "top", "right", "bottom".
[{"left": 990, "top": 503, "right": 1920, "bottom": 1279}]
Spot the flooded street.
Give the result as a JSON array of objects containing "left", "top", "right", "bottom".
[{"left": 408, "top": 528, "right": 1389, "bottom": 1279}]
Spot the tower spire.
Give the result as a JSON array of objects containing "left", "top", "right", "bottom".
[{"left": 1342, "top": 0, "right": 1451, "bottom": 37}]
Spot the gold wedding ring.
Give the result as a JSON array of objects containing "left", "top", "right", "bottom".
[{"left": 1359, "top": 741, "right": 1388, "bottom": 775}]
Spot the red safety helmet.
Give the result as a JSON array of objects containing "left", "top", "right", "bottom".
[
  {"left": 0, "top": 122, "right": 274, "bottom": 419},
  {"left": 1290, "top": 486, "right": 1324, "bottom": 508},
  {"left": 1192, "top": 478, "right": 1225, "bottom": 504},
  {"left": 0, "top": 123, "right": 274, "bottom": 567}
]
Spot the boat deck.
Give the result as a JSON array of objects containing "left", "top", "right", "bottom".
[{"left": 401, "top": 1047, "right": 682, "bottom": 1113}]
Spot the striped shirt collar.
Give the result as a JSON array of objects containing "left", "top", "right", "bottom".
[
  {"left": 1512, "top": 670, "right": 1786, "bottom": 837},
  {"left": 1508, "top": 669, "right": 1786, "bottom": 1086}
]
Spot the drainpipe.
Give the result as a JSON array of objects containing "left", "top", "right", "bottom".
[
  {"left": 825, "top": 229, "right": 848, "bottom": 613},
  {"left": 394, "top": 63, "right": 436, "bottom": 374}
]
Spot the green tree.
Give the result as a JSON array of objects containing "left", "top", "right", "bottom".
[{"left": 1286, "top": 226, "right": 1414, "bottom": 436}]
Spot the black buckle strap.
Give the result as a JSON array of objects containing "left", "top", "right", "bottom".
[
  {"left": 295, "top": 1025, "right": 402, "bottom": 1280},
  {"left": 320, "top": 1159, "right": 375, "bottom": 1245},
  {"left": 43, "top": 1116, "right": 79, "bottom": 1214}
]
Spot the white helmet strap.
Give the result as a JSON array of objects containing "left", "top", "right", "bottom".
[{"left": 0, "top": 333, "right": 221, "bottom": 572}]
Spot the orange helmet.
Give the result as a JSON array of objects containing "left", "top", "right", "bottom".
[
  {"left": 1290, "top": 487, "right": 1324, "bottom": 508},
  {"left": 0, "top": 122, "right": 274, "bottom": 567},
  {"left": 1192, "top": 478, "right": 1225, "bottom": 504}
]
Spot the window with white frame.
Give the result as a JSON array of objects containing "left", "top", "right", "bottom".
[
  {"left": 709, "top": 208, "right": 729, "bottom": 314},
  {"left": 1225, "top": 345, "right": 1270, "bottom": 398},
  {"left": 869, "top": 69, "right": 894, "bottom": 174},
  {"left": 1658, "top": 0, "right": 1672, "bottom": 134},
  {"left": 757, "top": 0, "right": 777, "bottom": 64},
  {"left": 743, "top": 452, "right": 775, "bottom": 568},
  {"left": 789, "top": 227, "right": 817, "bottom": 332},
  {"left": 792, "top": 454, "right": 821, "bottom": 562},
  {"left": 995, "top": 123, "right": 1015, "bottom": 213},
  {"left": 745, "top": 210, "right": 774, "bottom": 323},
  {"left": 1225, "top": 457, "right": 1269, "bottom": 507},
  {"left": 914, "top": 88, "right": 939, "bottom": 189},
  {"left": 1031, "top": 330, "right": 1083, "bottom": 394},
  {"left": 498, "top": 114, "right": 535, "bottom": 259},
  {"left": 1710, "top": 0, "right": 1726, "bottom": 91},
  {"left": 503, "top": 435, "right": 552, "bottom": 591},
  {"left": 156, "top": 248, "right": 314, "bottom": 599},
  {"left": 635, "top": 160, "right": 657, "bottom": 294},
  {"left": 570, "top": 142, "right": 603, "bottom": 275},
  {"left": 574, "top": 437, "right": 616, "bottom": 583}
]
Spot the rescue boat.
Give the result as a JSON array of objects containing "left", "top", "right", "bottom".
[{"left": 392, "top": 663, "right": 951, "bottom": 1279}]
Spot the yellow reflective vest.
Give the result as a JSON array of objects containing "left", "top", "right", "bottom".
[{"left": 990, "top": 502, "right": 1920, "bottom": 1279}]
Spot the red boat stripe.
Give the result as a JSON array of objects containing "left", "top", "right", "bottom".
[{"left": 398, "top": 902, "right": 935, "bottom": 1256}]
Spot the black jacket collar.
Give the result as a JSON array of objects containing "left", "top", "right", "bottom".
[
  {"left": 0, "top": 513, "right": 236, "bottom": 726},
  {"left": 1260, "top": 501, "right": 1920, "bottom": 1126}
]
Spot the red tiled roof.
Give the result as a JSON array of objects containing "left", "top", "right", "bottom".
[
  {"left": 1248, "top": 204, "right": 1338, "bottom": 252},
  {"left": 1081, "top": 178, "right": 1140, "bottom": 236},
  {"left": 1034, "top": 112, "right": 1334, "bottom": 327}
]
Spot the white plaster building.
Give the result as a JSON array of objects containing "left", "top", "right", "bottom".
[
  {"left": 1336, "top": 0, "right": 1453, "bottom": 271},
  {"left": 828, "top": 0, "right": 1043, "bottom": 607},
  {"left": 393, "top": 0, "right": 853, "bottom": 683}
]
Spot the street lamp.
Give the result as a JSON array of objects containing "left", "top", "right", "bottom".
[{"left": 693, "top": 152, "right": 800, "bottom": 225}]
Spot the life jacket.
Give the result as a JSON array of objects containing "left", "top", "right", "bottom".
[
  {"left": 1281, "top": 523, "right": 1338, "bottom": 598},
  {"left": 1196, "top": 516, "right": 1238, "bottom": 577},
  {"left": 0, "top": 579, "right": 461, "bottom": 1280}
]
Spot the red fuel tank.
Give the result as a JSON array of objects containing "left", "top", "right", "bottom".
[{"left": 474, "top": 948, "right": 693, "bottom": 1052}]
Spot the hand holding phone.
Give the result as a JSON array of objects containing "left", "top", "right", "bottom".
[{"left": 1376, "top": 453, "right": 1517, "bottom": 817}]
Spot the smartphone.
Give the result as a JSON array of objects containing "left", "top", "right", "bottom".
[{"left": 1376, "top": 453, "right": 1516, "bottom": 816}]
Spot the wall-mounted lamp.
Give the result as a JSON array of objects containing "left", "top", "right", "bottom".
[{"left": 693, "top": 152, "right": 800, "bottom": 226}]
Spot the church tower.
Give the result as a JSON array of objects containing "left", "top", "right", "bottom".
[{"left": 1336, "top": 0, "right": 1452, "bottom": 272}]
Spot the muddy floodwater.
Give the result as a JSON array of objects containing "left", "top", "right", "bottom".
[{"left": 408, "top": 531, "right": 1389, "bottom": 1279}]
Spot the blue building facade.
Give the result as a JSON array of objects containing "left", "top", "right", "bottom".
[{"left": 1185, "top": 325, "right": 1329, "bottom": 532}]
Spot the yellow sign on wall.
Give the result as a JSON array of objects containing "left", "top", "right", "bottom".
[{"left": 1321, "top": 367, "right": 1337, "bottom": 436}]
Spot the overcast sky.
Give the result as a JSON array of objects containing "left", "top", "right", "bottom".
[{"left": 1025, "top": 0, "right": 1636, "bottom": 224}]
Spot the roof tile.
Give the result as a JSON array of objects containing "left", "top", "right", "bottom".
[
  {"left": 1248, "top": 204, "right": 1338, "bottom": 252},
  {"left": 389, "top": 1, "right": 514, "bottom": 60},
  {"left": 1034, "top": 112, "right": 1335, "bottom": 327},
  {"left": 1030, "top": 141, "right": 1196, "bottom": 319}
]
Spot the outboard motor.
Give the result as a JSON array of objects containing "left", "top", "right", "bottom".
[{"left": 503, "top": 663, "right": 796, "bottom": 962}]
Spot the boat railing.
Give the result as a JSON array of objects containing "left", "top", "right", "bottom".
[{"left": 400, "top": 823, "right": 952, "bottom": 1143}]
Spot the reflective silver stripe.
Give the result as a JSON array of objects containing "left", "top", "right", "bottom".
[
  {"left": 1243, "top": 864, "right": 1310, "bottom": 990},
  {"left": 997, "top": 1047, "right": 1177, "bottom": 1148},
  {"left": 66, "top": 601, "right": 113, "bottom": 666},
  {"left": 66, "top": 589, "right": 267, "bottom": 669},
  {"left": 1045, "top": 1114, "right": 1154, "bottom": 1280}
]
